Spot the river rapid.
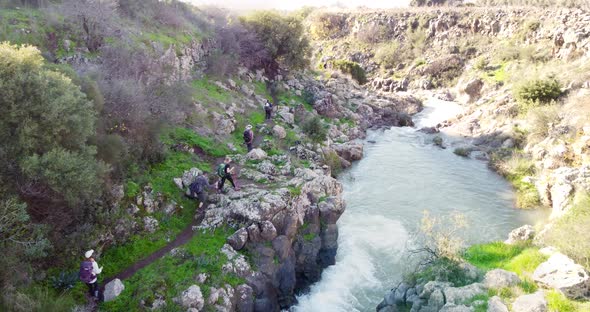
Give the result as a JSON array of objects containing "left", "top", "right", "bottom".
[{"left": 292, "top": 98, "right": 544, "bottom": 312}]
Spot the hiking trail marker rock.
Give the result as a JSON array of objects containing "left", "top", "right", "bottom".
[{"left": 104, "top": 278, "right": 125, "bottom": 302}]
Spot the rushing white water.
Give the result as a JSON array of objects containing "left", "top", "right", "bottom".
[{"left": 292, "top": 98, "right": 544, "bottom": 312}]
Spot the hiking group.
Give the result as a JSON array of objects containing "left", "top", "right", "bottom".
[{"left": 79, "top": 99, "right": 275, "bottom": 302}]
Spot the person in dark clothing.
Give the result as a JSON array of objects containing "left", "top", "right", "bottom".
[
  {"left": 264, "top": 100, "right": 273, "bottom": 120},
  {"left": 189, "top": 172, "right": 210, "bottom": 209},
  {"left": 217, "top": 157, "right": 238, "bottom": 192},
  {"left": 243, "top": 125, "right": 254, "bottom": 152}
]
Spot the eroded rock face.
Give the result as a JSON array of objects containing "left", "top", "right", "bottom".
[
  {"left": 487, "top": 296, "right": 509, "bottom": 312},
  {"left": 533, "top": 253, "right": 590, "bottom": 299}
]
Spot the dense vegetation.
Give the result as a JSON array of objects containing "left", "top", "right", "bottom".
[{"left": 0, "top": 0, "right": 317, "bottom": 309}]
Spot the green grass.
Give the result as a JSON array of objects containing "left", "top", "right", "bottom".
[
  {"left": 253, "top": 81, "right": 271, "bottom": 100},
  {"left": 161, "top": 127, "right": 232, "bottom": 159},
  {"left": 304, "top": 232, "right": 316, "bottom": 242},
  {"left": 464, "top": 242, "right": 546, "bottom": 276},
  {"left": 545, "top": 290, "right": 590, "bottom": 312},
  {"left": 101, "top": 227, "right": 242, "bottom": 311},
  {"left": 465, "top": 293, "right": 489, "bottom": 312},
  {"left": 192, "top": 78, "right": 232, "bottom": 104},
  {"left": 0, "top": 9, "right": 48, "bottom": 50},
  {"left": 249, "top": 111, "right": 265, "bottom": 125}
]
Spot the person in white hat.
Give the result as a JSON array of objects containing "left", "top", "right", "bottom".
[
  {"left": 243, "top": 125, "right": 254, "bottom": 152},
  {"left": 79, "top": 249, "right": 103, "bottom": 299}
]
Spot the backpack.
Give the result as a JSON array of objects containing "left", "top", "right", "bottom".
[
  {"left": 217, "top": 164, "right": 226, "bottom": 178},
  {"left": 79, "top": 260, "right": 95, "bottom": 283},
  {"left": 243, "top": 130, "right": 252, "bottom": 142}
]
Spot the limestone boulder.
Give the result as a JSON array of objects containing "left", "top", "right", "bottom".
[
  {"left": 533, "top": 253, "right": 590, "bottom": 299},
  {"left": 512, "top": 291, "right": 547, "bottom": 312},
  {"left": 272, "top": 125, "right": 287, "bottom": 139},
  {"left": 332, "top": 142, "right": 363, "bottom": 162},
  {"left": 484, "top": 269, "right": 521, "bottom": 289},
  {"left": 505, "top": 225, "right": 535, "bottom": 244},
  {"left": 487, "top": 296, "right": 508, "bottom": 312},
  {"left": 227, "top": 228, "right": 248, "bottom": 251},
  {"left": 178, "top": 285, "right": 204, "bottom": 310},
  {"left": 143, "top": 216, "right": 159, "bottom": 233},
  {"left": 103, "top": 279, "right": 125, "bottom": 302},
  {"left": 247, "top": 148, "right": 268, "bottom": 160},
  {"left": 235, "top": 284, "right": 254, "bottom": 312},
  {"left": 181, "top": 168, "right": 202, "bottom": 188},
  {"left": 443, "top": 283, "right": 486, "bottom": 305},
  {"left": 439, "top": 304, "right": 473, "bottom": 312}
]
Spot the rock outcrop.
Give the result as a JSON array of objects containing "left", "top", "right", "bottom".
[{"left": 533, "top": 252, "right": 590, "bottom": 299}]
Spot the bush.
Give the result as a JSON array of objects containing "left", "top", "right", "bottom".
[
  {"left": 328, "top": 60, "right": 367, "bottom": 84},
  {"left": 50, "top": 271, "right": 79, "bottom": 291},
  {"left": 454, "top": 147, "right": 471, "bottom": 157},
  {"left": 308, "top": 12, "right": 346, "bottom": 40},
  {"left": 413, "top": 211, "right": 468, "bottom": 265},
  {"left": 514, "top": 77, "right": 562, "bottom": 109},
  {"left": 241, "top": 11, "right": 310, "bottom": 77},
  {"left": 323, "top": 150, "right": 343, "bottom": 177},
  {"left": 526, "top": 105, "right": 561, "bottom": 144},
  {"left": 0, "top": 42, "right": 105, "bottom": 206},
  {"left": 491, "top": 150, "right": 540, "bottom": 209},
  {"left": 543, "top": 193, "right": 590, "bottom": 269},
  {"left": 302, "top": 116, "right": 328, "bottom": 143},
  {"left": 356, "top": 23, "right": 389, "bottom": 43},
  {"left": 474, "top": 57, "right": 489, "bottom": 71}
]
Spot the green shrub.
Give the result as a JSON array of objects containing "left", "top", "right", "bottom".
[
  {"left": 474, "top": 57, "right": 489, "bottom": 71},
  {"left": 309, "top": 12, "right": 345, "bottom": 39},
  {"left": 514, "top": 77, "right": 562, "bottom": 110},
  {"left": 544, "top": 193, "right": 590, "bottom": 269},
  {"left": 0, "top": 42, "right": 105, "bottom": 206},
  {"left": 454, "top": 147, "right": 471, "bottom": 157},
  {"left": 302, "top": 116, "right": 328, "bottom": 143},
  {"left": 491, "top": 150, "right": 540, "bottom": 209},
  {"left": 323, "top": 150, "right": 343, "bottom": 177},
  {"left": 49, "top": 271, "right": 79, "bottom": 291},
  {"left": 328, "top": 60, "right": 367, "bottom": 84},
  {"left": 526, "top": 105, "right": 561, "bottom": 144},
  {"left": 241, "top": 11, "right": 310, "bottom": 76}
]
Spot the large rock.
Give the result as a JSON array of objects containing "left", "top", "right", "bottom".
[
  {"left": 487, "top": 296, "right": 508, "bottom": 312},
  {"left": 512, "top": 291, "right": 547, "bottom": 312},
  {"left": 247, "top": 148, "right": 268, "bottom": 160},
  {"left": 260, "top": 220, "right": 278, "bottom": 241},
  {"left": 227, "top": 228, "right": 248, "bottom": 251},
  {"left": 178, "top": 285, "right": 205, "bottom": 310},
  {"left": 505, "top": 225, "right": 535, "bottom": 244},
  {"left": 103, "top": 279, "right": 125, "bottom": 302},
  {"left": 483, "top": 269, "right": 521, "bottom": 289},
  {"left": 443, "top": 283, "right": 486, "bottom": 305},
  {"left": 235, "top": 284, "right": 254, "bottom": 312},
  {"left": 439, "top": 304, "right": 473, "bottom": 312},
  {"left": 428, "top": 289, "right": 446, "bottom": 311},
  {"left": 332, "top": 142, "right": 363, "bottom": 162},
  {"left": 181, "top": 168, "right": 202, "bottom": 188},
  {"left": 273, "top": 125, "right": 287, "bottom": 139},
  {"left": 143, "top": 216, "right": 159, "bottom": 233},
  {"left": 533, "top": 253, "right": 590, "bottom": 299},
  {"left": 462, "top": 79, "right": 484, "bottom": 102}
]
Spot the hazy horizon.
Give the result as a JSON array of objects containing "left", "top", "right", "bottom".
[{"left": 184, "top": 0, "right": 411, "bottom": 11}]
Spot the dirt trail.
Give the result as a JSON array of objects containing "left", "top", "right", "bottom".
[{"left": 99, "top": 102, "right": 276, "bottom": 294}]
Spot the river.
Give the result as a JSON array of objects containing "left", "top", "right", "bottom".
[{"left": 292, "top": 98, "right": 544, "bottom": 312}]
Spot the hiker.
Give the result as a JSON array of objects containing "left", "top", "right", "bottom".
[
  {"left": 79, "top": 250, "right": 103, "bottom": 300},
  {"left": 189, "top": 172, "right": 211, "bottom": 209},
  {"left": 243, "top": 125, "right": 254, "bottom": 152},
  {"left": 264, "top": 99, "right": 273, "bottom": 120},
  {"left": 217, "top": 156, "right": 239, "bottom": 192}
]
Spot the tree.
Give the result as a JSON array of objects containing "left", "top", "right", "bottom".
[
  {"left": 240, "top": 11, "right": 310, "bottom": 77},
  {"left": 61, "top": 0, "right": 115, "bottom": 52},
  {"left": 0, "top": 42, "right": 106, "bottom": 208}
]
